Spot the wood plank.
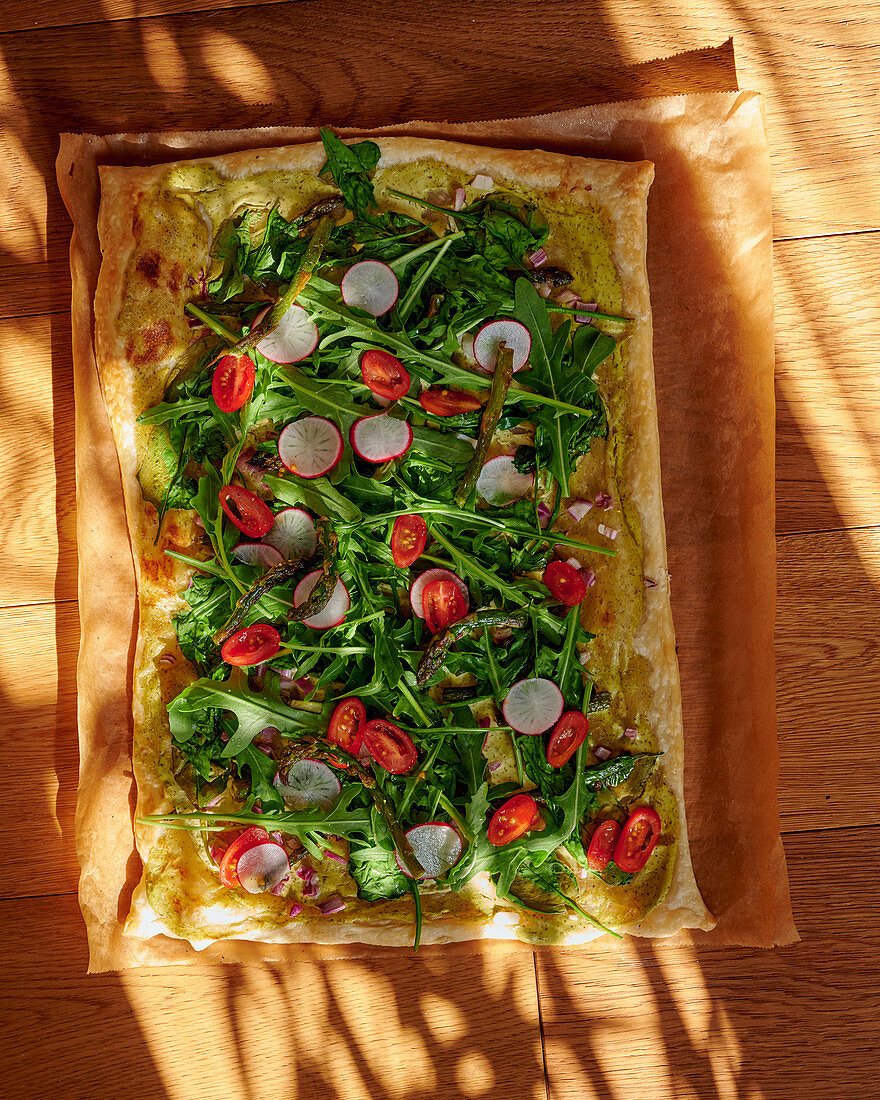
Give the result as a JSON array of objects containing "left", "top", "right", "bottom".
[
  {"left": 0, "top": 313, "right": 77, "bottom": 605},
  {"left": 0, "top": 894, "right": 545, "bottom": 1100},
  {"left": 0, "top": 602, "right": 81, "bottom": 899},
  {"left": 536, "top": 826, "right": 880, "bottom": 1100},
  {"left": 1, "top": 0, "right": 294, "bottom": 33},
  {"left": 775, "top": 232, "right": 880, "bottom": 535},
  {"left": 0, "top": 0, "right": 877, "bottom": 323},
  {"left": 776, "top": 527, "right": 880, "bottom": 830}
]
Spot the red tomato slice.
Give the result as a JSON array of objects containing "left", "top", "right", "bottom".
[
  {"left": 546, "top": 711, "right": 589, "bottom": 768},
  {"left": 219, "top": 484, "right": 275, "bottom": 538},
  {"left": 586, "top": 820, "right": 622, "bottom": 872},
  {"left": 212, "top": 353, "right": 256, "bottom": 413},
  {"left": 487, "top": 793, "right": 538, "bottom": 847},
  {"left": 328, "top": 697, "right": 366, "bottom": 754},
  {"left": 361, "top": 719, "right": 418, "bottom": 774},
  {"left": 219, "top": 825, "right": 270, "bottom": 887},
  {"left": 422, "top": 578, "right": 467, "bottom": 634},
  {"left": 360, "top": 349, "right": 411, "bottom": 400},
  {"left": 543, "top": 560, "right": 588, "bottom": 607},
  {"left": 391, "top": 514, "right": 428, "bottom": 568},
  {"left": 613, "top": 807, "right": 662, "bottom": 873},
  {"left": 221, "top": 623, "right": 281, "bottom": 666},
  {"left": 419, "top": 388, "right": 484, "bottom": 416}
]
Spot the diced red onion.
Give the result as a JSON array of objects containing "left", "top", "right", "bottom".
[
  {"left": 323, "top": 850, "right": 348, "bottom": 865},
  {"left": 204, "top": 791, "right": 225, "bottom": 809},
  {"left": 575, "top": 301, "right": 598, "bottom": 323},
  {"left": 256, "top": 744, "right": 274, "bottom": 757},
  {"left": 582, "top": 567, "right": 597, "bottom": 589},
  {"left": 318, "top": 895, "right": 347, "bottom": 915},
  {"left": 478, "top": 717, "right": 491, "bottom": 729},
  {"left": 598, "top": 523, "right": 618, "bottom": 541},
  {"left": 308, "top": 872, "right": 319, "bottom": 887},
  {"left": 579, "top": 651, "right": 592, "bottom": 667},
  {"left": 470, "top": 173, "right": 493, "bottom": 190},
  {"left": 555, "top": 288, "right": 579, "bottom": 306},
  {"left": 303, "top": 878, "right": 319, "bottom": 899},
  {"left": 536, "top": 282, "right": 552, "bottom": 298},
  {"left": 289, "top": 902, "right": 303, "bottom": 918},
  {"left": 270, "top": 831, "right": 284, "bottom": 845},
  {"left": 257, "top": 726, "right": 277, "bottom": 745},
  {"left": 566, "top": 500, "right": 593, "bottom": 522},
  {"left": 159, "top": 653, "right": 177, "bottom": 667},
  {"left": 527, "top": 248, "right": 547, "bottom": 268},
  {"left": 488, "top": 761, "right": 502, "bottom": 773},
  {"left": 594, "top": 746, "right": 613, "bottom": 761},
  {"left": 294, "top": 862, "right": 312, "bottom": 881},
  {"left": 453, "top": 186, "right": 466, "bottom": 211},
  {"left": 565, "top": 557, "right": 582, "bottom": 571},
  {"left": 624, "top": 727, "right": 639, "bottom": 740},
  {"left": 198, "top": 268, "right": 208, "bottom": 298},
  {"left": 270, "top": 875, "right": 290, "bottom": 896},
  {"left": 252, "top": 804, "right": 263, "bottom": 813},
  {"left": 537, "top": 502, "right": 552, "bottom": 529},
  {"left": 594, "top": 491, "right": 613, "bottom": 510}
]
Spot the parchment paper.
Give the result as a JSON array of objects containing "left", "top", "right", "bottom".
[{"left": 58, "top": 89, "right": 797, "bottom": 972}]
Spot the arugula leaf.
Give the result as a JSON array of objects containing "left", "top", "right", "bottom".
[
  {"left": 173, "top": 574, "right": 235, "bottom": 672},
  {"left": 319, "top": 129, "right": 381, "bottom": 219},
  {"left": 349, "top": 844, "right": 408, "bottom": 901},
  {"left": 266, "top": 473, "right": 362, "bottom": 523}
]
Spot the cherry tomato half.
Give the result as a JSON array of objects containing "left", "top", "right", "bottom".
[
  {"left": 361, "top": 719, "right": 418, "bottom": 774},
  {"left": 391, "top": 514, "right": 428, "bottom": 568},
  {"left": 221, "top": 623, "right": 281, "bottom": 667},
  {"left": 546, "top": 711, "right": 589, "bottom": 768},
  {"left": 586, "top": 820, "right": 622, "bottom": 873},
  {"left": 543, "top": 560, "right": 588, "bottom": 607},
  {"left": 419, "top": 388, "right": 484, "bottom": 416},
  {"left": 613, "top": 806, "right": 662, "bottom": 874},
  {"left": 361, "top": 349, "right": 411, "bottom": 400},
  {"left": 328, "top": 697, "right": 366, "bottom": 755},
  {"left": 487, "top": 793, "right": 538, "bottom": 847},
  {"left": 218, "top": 484, "right": 275, "bottom": 538},
  {"left": 219, "top": 825, "right": 270, "bottom": 887},
  {"left": 212, "top": 353, "right": 256, "bottom": 413},
  {"left": 422, "top": 578, "right": 467, "bottom": 634}
]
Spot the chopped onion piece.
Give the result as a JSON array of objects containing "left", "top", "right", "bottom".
[
  {"left": 527, "top": 247, "right": 547, "bottom": 268},
  {"left": 566, "top": 500, "right": 593, "bottom": 522},
  {"left": 582, "top": 567, "right": 597, "bottom": 589},
  {"left": 536, "top": 283, "right": 552, "bottom": 298},
  {"left": 270, "top": 876, "right": 290, "bottom": 896},
  {"left": 594, "top": 491, "right": 613, "bottom": 509},
  {"left": 470, "top": 173, "right": 494, "bottom": 190},
  {"left": 594, "top": 746, "right": 613, "bottom": 761},
  {"left": 555, "top": 288, "right": 579, "bottom": 306},
  {"left": 289, "top": 903, "right": 303, "bottom": 917},
  {"left": 488, "top": 760, "right": 502, "bottom": 773},
  {"left": 318, "top": 894, "right": 347, "bottom": 915},
  {"left": 565, "top": 557, "right": 582, "bottom": 571},
  {"left": 598, "top": 523, "right": 618, "bottom": 541},
  {"left": 453, "top": 186, "right": 466, "bottom": 211},
  {"left": 323, "top": 850, "right": 348, "bottom": 865},
  {"left": 624, "top": 727, "right": 639, "bottom": 740},
  {"left": 537, "top": 502, "right": 552, "bottom": 529}
]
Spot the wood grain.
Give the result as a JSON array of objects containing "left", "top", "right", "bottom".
[
  {"left": 536, "top": 826, "right": 880, "bottom": 1100},
  {"left": 0, "top": 896, "right": 545, "bottom": 1100},
  {"left": 775, "top": 233, "right": 880, "bottom": 535}
]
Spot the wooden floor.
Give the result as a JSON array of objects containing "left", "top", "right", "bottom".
[{"left": 2, "top": 2, "right": 878, "bottom": 1097}]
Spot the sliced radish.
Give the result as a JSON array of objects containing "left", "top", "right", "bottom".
[
  {"left": 278, "top": 416, "right": 343, "bottom": 479},
  {"left": 473, "top": 319, "right": 531, "bottom": 372},
  {"left": 396, "top": 822, "right": 463, "bottom": 880},
  {"left": 350, "top": 415, "right": 412, "bottom": 463},
  {"left": 236, "top": 842, "right": 290, "bottom": 894},
  {"left": 502, "top": 677, "right": 565, "bottom": 735},
  {"left": 256, "top": 304, "right": 319, "bottom": 363},
  {"left": 294, "top": 569, "right": 351, "bottom": 629},
  {"left": 274, "top": 758, "right": 342, "bottom": 809},
  {"left": 232, "top": 542, "right": 284, "bottom": 570},
  {"left": 263, "top": 507, "right": 318, "bottom": 560},
  {"left": 341, "top": 260, "right": 399, "bottom": 317},
  {"left": 476, "top": 455, "right": 534, "bottom": 507},
  {"left": 410, "top": 568, "right": 469, "bottom": 620}
]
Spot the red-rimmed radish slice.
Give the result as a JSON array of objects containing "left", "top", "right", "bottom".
[
  {"left": 341, "top": 260, "right": 399, "bottom": 317},
  {"left": 232, "top": 542, "right": 284, "bottom": 570},
  {"left": 274, "top": 758, "right": 342, "bottom": 809},
  {"left": 278, "top": 416, "right": 343, "bottom": 478},
  {"left": 473, "top": 319, "right": 531, "bottom": 372},
  {"left": 294, "top": 569, "right": 351, "bottom": 629},
  {"left": 236, "top": 841, "right": 291, "bottom": 894},
  {"left": 256, "top": 304, "right": 318, "bottom": 363},
  {"left": 263, "top": 507, "right": 317, "bottom": 560},
  {"left": 396, "top": 822, "right": 463, "bottom": 880},
  {"left": 410, "top": 568, "right": 469, "bottom": 620},
  {"left": 475, "top": 455, "right": 534, "bottom": 507},
  {"left": 502, "top": 677, "right": 564, "bottom": 735},
  {"left": 350, "top": 415, "right": 412, "bottom": 463}
]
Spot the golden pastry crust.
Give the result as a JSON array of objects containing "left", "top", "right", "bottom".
[{"left": 92, "top": 136, "right": 713, "bottom": 951}]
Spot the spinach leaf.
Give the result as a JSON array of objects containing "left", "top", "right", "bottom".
[
  {"left": 319, "top": 129, "right": 381, "bottom": 219},
  {"left": 349, "top": 844, "right": 408, "bottom": 901}
]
